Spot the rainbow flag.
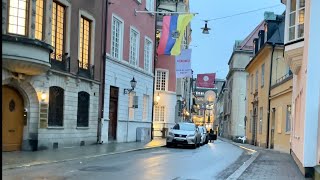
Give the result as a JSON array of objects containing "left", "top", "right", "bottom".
[{"left": 157, "top": 14, "right": 194, "bottom": 56}]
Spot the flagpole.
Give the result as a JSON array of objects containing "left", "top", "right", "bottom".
[{"left": 134, "top": 9, "right": 198, "bottom": 16}]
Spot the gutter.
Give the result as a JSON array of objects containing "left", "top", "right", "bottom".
[
  {"left": 266, "top": 43, "right": 275, "bottom": 148},
  {"left": 98, "top": 0, "right": 108, "bottom": 143},
  {"left": 151, "top": 0, "right": 159, "bottom": 140}
]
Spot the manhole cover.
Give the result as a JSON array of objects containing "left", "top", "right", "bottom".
[{"left": 79, "top": 166, "right": 121, "bottom": 172}]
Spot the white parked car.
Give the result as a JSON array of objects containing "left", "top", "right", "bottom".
[
  {"left": 198, "top": 126, "right": 208, "bottom": 145},
  {"left": 166, "top": 123, "right": 201, "bottom": 148}
]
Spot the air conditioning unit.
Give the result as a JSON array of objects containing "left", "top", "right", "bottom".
[{"left": 136, "top": 127, "right": 151, "bottom": 142}]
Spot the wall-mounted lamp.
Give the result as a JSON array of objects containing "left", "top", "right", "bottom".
[
  {"left": 154, "top": 93, "right": 160, "bottom": 105},
  {"left": 124, "top": 77, "right": 137, "bottom": 94},
  {"left": 201, "top": 20, "right": 211, "bottom": 34},
  {"left": 41, "top": 91, "right": 47, "bottom": 102}
]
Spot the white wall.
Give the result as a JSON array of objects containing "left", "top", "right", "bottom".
[{"left": 102, "top": 57, "right": 153, "bottom": 143}]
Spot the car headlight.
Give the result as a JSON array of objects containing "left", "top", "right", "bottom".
[{"left": 168, "top": 132, "right": 174, "bottom": 136}]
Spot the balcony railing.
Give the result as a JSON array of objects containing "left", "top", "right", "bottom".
[
  {"left": 77, "top": 60, "right": 94, "bottom": 79},
  {"left": 273, "top": 71, "right": 293, "bottom": 86},
  {"left": 50, "top": 53, "right": 70, "bottom": 72}
]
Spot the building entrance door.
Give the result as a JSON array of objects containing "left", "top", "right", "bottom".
[
  {"left": 108, "top": 86, "right": 119, "bottom": 141},
  {"left": 2, "top": 86, "right": 24, "bottom": 152}
]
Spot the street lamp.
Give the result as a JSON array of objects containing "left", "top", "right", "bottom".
[
  {"left": 201, "top": 20, "right": 211, "bottom": 34},
  {"left": 124, "top": 77, "right": 137, "bottom": 94},
  {"left": 154, "top": 93, "right": 161, "bottom": 105}
]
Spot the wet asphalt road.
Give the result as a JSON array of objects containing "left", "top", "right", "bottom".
[{"left": 2, "top": 140, "right": 244, "bottom": 180}]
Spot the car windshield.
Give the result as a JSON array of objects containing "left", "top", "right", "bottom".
[{"left": 173, "top": 124, "right": 195, "bottom": 131}]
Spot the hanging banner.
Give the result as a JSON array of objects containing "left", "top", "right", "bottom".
[
  {"left": 176, "top": 49, "right": 192, "bottom": 78},
  {"left": 196, "top": 73, "right": 216, "bottom": 88}
]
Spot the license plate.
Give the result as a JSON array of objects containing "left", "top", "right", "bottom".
[{"left": 175, "top": 138, "right": 184, "bottom": 141}]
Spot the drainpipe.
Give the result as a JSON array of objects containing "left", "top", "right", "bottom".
[
  {"left": 151, "top": 0, "right": 159, "bottom": 140},
  {"left": 266, "top": 43, "right": 275, "bottom": 148},
  {"left": 98, "top": 0, "right": 108, "bottom": 144}
]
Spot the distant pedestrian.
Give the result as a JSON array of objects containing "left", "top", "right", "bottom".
[{"left": 209, "top": 129, "right": 214, "bottom": 143}]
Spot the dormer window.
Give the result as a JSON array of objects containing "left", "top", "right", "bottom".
[{"left": 8, "top": 0, "right": 28, "bottom": 36}]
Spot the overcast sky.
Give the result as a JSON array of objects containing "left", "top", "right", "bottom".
[{"left": 189, "top": 0, "right": 285, "bottom": 79}]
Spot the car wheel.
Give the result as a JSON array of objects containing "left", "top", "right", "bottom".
[{"left": 166, "top": 142, "right": 172, "bottom": 148}]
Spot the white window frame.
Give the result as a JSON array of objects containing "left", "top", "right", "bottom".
[
  {"left": 255, "top": 70, "right": 259, "bottom": 91},
  {"left": 144, "top": 36, "right": 153, "bottom": 73},
  {"left": 145, "top": 0, "right": 154, "bottom": 12},
  {"left": 128, "top": 92, "right": 136, "bottom": 120},
  {"left": 155, "top": 69, "right": 169, "bottom": 91},
  {"left": 259, "top": 107, "right": 263, "bottom": 134},
  {"left": 287, "top": 0, "right": 305, "bottom": 42},
  {"left": 129, "top": 26, "right": 140, "bottom": 66},
  {"left": 251, "top": 74, "right": 253, "bottom": 93},
  {"left": 78, "top": 10, "right": 95, "bottom": 67},
  {"left": 111, "top": 14, "right": 124, "bottom": 60},
  {"left": 261, "top": 64, "right": 265, "bottom": 87},
  {"left": 143, "top": 95, "right": 149, "bottom": 121},
  {"left": 154, "top": 105, "right": 165, "bottom": 122},
  {"left": 286, "top": 105, "right": 292, "bottom": 133}
]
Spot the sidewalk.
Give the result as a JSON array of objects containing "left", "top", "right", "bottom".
[
  {"left": 219, "top": 137, "right": 307, "bottom": 180},
  {"left": 2, "top": 138, "right": 166, "bottom": 170}
]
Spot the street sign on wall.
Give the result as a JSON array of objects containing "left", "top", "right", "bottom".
[{"left": 196, "top": 73, "right": 216, "bottom": 88}]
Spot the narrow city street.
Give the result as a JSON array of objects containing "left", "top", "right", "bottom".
[{"left": 3, "top": 140, "right": 244, "bottom": 180}]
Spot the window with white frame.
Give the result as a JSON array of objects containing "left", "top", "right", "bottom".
[
  {"left": 144, "top": 37, "right": 153, "bottom": 72},
  {"left": 156, "top": 70, "right": 167, "bottom": 91},
  {"left": 128, "top": 92, "right": 136, "bottom": 120},
  {"left": 286, "top": 105, "right": 291, "bottom": 132},
  {"left": 111, "top": 15, "right": 123, "bottom": 60},
  {"left": 251, "top": 74, "right": 253, "bottom": 93},
  {"left": 259, "top": 107, "right": 263, "bottom": 134},
  {"left": 261, "top": 64, "right": 265, "bottom": 87},
  {"left": 143, "top": 95, "right": 149, "bottom": 120},
  {"left": 8, "top": 0, "right": 28, "bottom": 36},
  {"left": 288, "top": 0, "right": 305, "bottom": 41},
  {"left": 255, "top": 71, "right": 259, "bottom": 91},
  {"left": 154, "top": 106, "right": 165, "bottom": 122},
  {"left": 129, "top": 27, "right": 139, "bottom": 66},
  {"left": 145, "top": 0, "right": 154, "bottom": 12}
]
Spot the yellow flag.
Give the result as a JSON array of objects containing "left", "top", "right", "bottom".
[{"left": 171, "top": 14, "right": 194, "bottom": 56}]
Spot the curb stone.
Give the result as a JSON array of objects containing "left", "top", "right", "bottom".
[{"left": 2, "top": 145, "right": 166, "bottom": 170}]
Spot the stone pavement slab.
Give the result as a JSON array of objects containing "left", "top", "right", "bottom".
[
  {"left": 2, "top": 138, "right": 166, "bottom": 170},
  {"left": 218, "top": 136, "right": 307, "bottom": 180}
]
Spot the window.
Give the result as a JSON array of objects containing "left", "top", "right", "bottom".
[
  {"left": 111, "top": 15, "right": 123, "bottom": 60},
  {"left": 156, "top": 70, "right": 167, "bottom": 91},
  {"left": 146, "top": 0, "right": 154, "bottom": 12},
  {"left": 79, "top": 17, "right": 91, "bottom": 69},
  {"left": 128, "top": 92, "right": 136, "bottom": 120},
  {"left": 48, "top": 86, "right": 64, "bottom": 126},
  {"left": 77, "top": 91, "right": 90, "bottom": 127},
  {"left": 251, "top": 75, "right": 253, "bottom": 93},
  {"left": 35, "top": 0, "right": 44, "bottom": 40},
  {"left": 261, "top": 64, "right": 265, "bottom": 87},
  {"left": 249, "top": 110, "right": 253, "bottom": 132},
  {"left": 288, "top": 0, "right": 305, "bottom": 41},
  {"left": 129, "top": 27, "right": 139, "bottom": 66},
  {"left": 143, "top": 95, "right": 149, "bottom": 120},
  {"left": 255, "top": 71, "right": 258, "bottom": 91},
  {"left": 154, "top": 106, "right": 165, "bottom": 122},
  {"left": 259, "top": 107, "right": 263, "bottom": 134},
  {"left": 8, "top": 0, "right": 28, "bottom": 35},
  {"left": 51, "top": 1, "right": 65, "bottom": 61},
  {"left": 144, "top": 38, "right": 153, "bottom": 72},
  {"left": 286, "top": 105, "right": 291, "bottom": 132}
]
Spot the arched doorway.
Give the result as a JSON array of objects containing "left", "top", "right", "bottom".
[{"left": 2, "top": 85, "right": 24, "bottom": 151}]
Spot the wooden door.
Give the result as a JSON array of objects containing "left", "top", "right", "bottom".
[
  {"left": 252, "top": 107, "right": 258, "bottom": 146},
  {"left": 108, "top": 87, "right": 119, "bottom": 141},
  {"left": 2, "top": 86, "right": 24, "bottom": 151},
  {"left": 270, "top": 109, "right": 276, "bottom": 149}
]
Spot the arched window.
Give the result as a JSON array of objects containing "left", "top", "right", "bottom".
[
  {"left": 48, "top": 86, "right": 64, "bottom": 126},
  {"left": 77, "top": 91, "right": 90, "bottom": 127}
]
